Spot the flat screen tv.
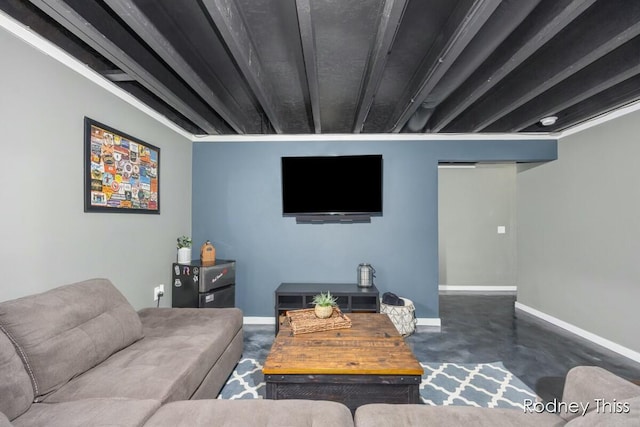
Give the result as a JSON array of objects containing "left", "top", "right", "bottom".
[{"left": 281, "top": 155, "right": 383, "bottom": 218}]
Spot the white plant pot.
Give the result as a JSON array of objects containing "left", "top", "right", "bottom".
[{"left": 177, "top": 247, "right": 192, "bottom": 264}]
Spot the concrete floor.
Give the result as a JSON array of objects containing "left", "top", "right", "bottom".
[
  {"left": 243, "top": 293, "right": 640, "bottom": 402},
  {"left": 407, "top": 294, "right": 640, "bottom": 401}
]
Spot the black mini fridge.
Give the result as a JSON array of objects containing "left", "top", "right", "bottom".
[{"left": 172, "top": 259, "right": 236, "bottom": 308}]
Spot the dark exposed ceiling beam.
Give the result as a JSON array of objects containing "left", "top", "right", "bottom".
[
  {"left": 8, "top": 0, "right": 639, "bottom": 137},
  {"left": 487, "top": 36, "right": 640, "bottom": 132},
  {"left": 526, "top": 73, "right": 640, "bottom": 133},
  {"left": 387, "top": 0, "right": 501, "bottom": 133},
  {"left": 27, "top": 0, "right": 230, "bottom": 134},
  {"left": 352, "top": 0, "right": 408, "bottom": 133},
  {"left": 1, "top": 0, "right": 116, "bottom": 72},
  {"left": 447, "top": 0, "right": 640, "bottom": 133},
  {"left": 428, "top": 0, "right": 598, "bottom": 133},
  {"left": 116, "top": 81, "right": 204, "bottom": 135},
  {"left": 200, "top": 0, "right": 284, "bottom": 134},
  {"left": 412, "top": 0, "right": 541, "bottom": 132},
  {"left": 103, "top": 0, "right": 249, "bottom": 134},
  {"left": 103, "top": 70, "right": 134, "bottom": 82},
  {"left": 294, "top": 0, "right": 321, "bottom": 134}
]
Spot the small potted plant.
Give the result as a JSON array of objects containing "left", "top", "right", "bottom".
[
  {"left": 312, "top": 291, "right": 337, "bottom": 319},
  {"left": 176, "top": 236, "right": 192, "bottom": 264}
]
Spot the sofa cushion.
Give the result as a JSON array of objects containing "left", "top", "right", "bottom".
[
  {"left": 561, "top": 366, "right": 640, "bottom": 421},
  {"left": 143, "top": 399, "right": 354, "bottom": 427},
  {"left": 565, "top": 395, "right": 640, "bottom": 426},
  {"left": 353, "top": 404, "right": 566, "bottom": 427},
  {"left": 0, "top": 278, "right": 144, "bottom": 399},
  {"left": 0, "top": 412, "right": 13, "bottom": 427},
  {"left": 11, "top": 398, "right": 160, "bottom": 427},
  {"left": 42, "top": 307, "right": 242, "bottom": 404},
  {"left": 0, "top": 329, "right": 33, "bottom": 420}
]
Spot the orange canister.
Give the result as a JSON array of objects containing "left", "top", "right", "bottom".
[{"left": 200, "top": 240, "right": 216, "bottom": 264}]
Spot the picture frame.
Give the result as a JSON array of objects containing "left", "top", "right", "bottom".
[{"left": 84, "top": 117, "right": 160, "bottom": 214}]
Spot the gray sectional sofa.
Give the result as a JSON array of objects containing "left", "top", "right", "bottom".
[
  {"left": 0, "top": 279, "right": 353, "bottom": 427},
  {"left": 353, "top": 366, "right": 640, "bottom": 426},
  {"left": 2, "top": 279, "right": 639, "bottom": 426}
]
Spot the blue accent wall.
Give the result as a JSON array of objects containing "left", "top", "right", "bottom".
[{"left": 192, "top": 138, "right": 556, "bottom": 318}]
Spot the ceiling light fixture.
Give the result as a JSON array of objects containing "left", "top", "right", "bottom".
[{"left": 540, "top": 116, "right": 558, "bottom": 126}]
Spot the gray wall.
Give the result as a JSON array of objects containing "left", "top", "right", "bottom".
[
  {"left": 0, "top": 27, "right": 192, "bottom": 309},
  {"left": 517, "top": 111, "right": 640, "bottom": 354},
  {"left": 439, "top": 164, "right": 517, "bottom": 287},
  {"left": 192, "top": 140, "right": 556, "bottom": 318}
]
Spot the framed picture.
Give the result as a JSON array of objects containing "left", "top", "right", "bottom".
[{"left": 84, "top": 117, "right": 160, "bottom": 214}]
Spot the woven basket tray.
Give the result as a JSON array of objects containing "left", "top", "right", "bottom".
[{"left": 285, "top": 307, "right": 352, "bottom": 335}]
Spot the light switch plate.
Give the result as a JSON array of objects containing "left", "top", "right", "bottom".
[{"left": 497, "top": 226, "right": 506, "bottom": 234}]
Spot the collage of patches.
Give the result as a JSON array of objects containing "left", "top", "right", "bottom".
[{"left": 89, "top": 125, "right": 158, "bottom": 210}]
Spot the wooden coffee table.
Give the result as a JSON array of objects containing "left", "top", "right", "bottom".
[{"left": 262, "top": 312, "right": 423, "bottom": 412}]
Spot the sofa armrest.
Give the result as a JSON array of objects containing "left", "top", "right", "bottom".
[{"left": 560, "top": 366, "right": 640, "bottom": 421}]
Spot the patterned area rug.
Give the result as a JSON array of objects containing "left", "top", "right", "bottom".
[
  {"left": 217, "top": 358, "right": 538, "bottom": 409},
  {"left": 420, "top": 362, "right": 537, "bottom": 409}
]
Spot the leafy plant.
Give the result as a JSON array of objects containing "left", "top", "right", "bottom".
[
  {"left": 312, "top": 291, "right": 337, "bottom": 307},
  {"left": 177, "top": 236, "right": 192, "bottom": 249}
]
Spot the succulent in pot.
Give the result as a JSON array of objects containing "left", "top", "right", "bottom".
[
  {"left": 176, "top": 236, "right": 192, "bottom": 263},
  {"left": 177, "top": 236, "right": 192, "bottom": 249},
  {"left": 312, "top": 291, "right": 337, "bottom": 319}
]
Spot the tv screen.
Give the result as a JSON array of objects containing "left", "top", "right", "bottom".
[{"left": 281, "top": 155, "right": 383, "bottom": 217}]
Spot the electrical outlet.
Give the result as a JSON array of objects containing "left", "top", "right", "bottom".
[{"left": 154, "top": 285, "right": 164, "bottom": 302}]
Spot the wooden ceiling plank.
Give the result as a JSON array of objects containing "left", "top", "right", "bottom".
[
  {"left": 352, "top": 0, "right": 408, "bottom": 133},
  {"left": 294, "top": 0, "right": 321, "bottom": 134},
  {"left": 28, "top": 0, "right": 228, "bottom": 134},
  {"left": 428, "top": 0, "right": 598, "bottom": 133},
  {"left": 447, "top": 0, "right": 640, "bottom": 133},
  {"left": 387, "top": 0, "right": 502, "bottom": 133},
  {"left": 104, "top": 0, "right": 249, "bottom": 134},
  {"left": 200, "top": 0, "right": 284, "bottom": 133},
  {"left": 487, "top": 37, "right": 640, "bottom": 132}
]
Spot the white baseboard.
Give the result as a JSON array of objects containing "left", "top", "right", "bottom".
[
  {"left": 515, "top": 302, "right": 640, "bottom": 364},
  {"left": 243, "top": 316, "right": 275, "bottom": 325},
  {"left": 439, "top": 285, "right": 517, "bottom": 292},
  {"left": 417, "top": 318, "right": 442, "bottom": 327},
  {"left": 244, "top": 316, "right": 442, "bottom": 328}
]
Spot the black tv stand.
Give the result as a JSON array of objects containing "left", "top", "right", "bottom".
[
  {"left": 274, "top": 283, "right": 379, "bottom": 333},
  {"left": 295, "top": 214, "right": 371, "bottom": 224}
]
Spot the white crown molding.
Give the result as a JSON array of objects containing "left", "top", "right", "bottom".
[
  {"left": 192, "top": 132, "right": 556, "bottom": 143},
  {"left": 556, "top": 99, "right": 640, "bottom": 139},
  {"left": 0, "top": 11, "right": 192, "bottom": 141},
  {"left": 515, "top": 302, "right": 640, "bottom": 364}
]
